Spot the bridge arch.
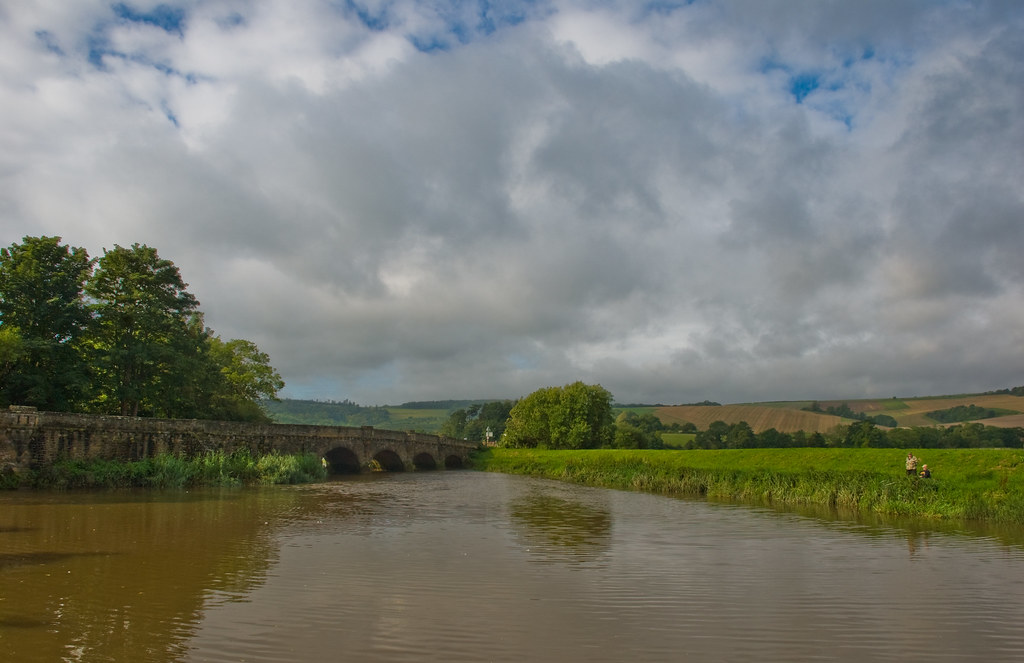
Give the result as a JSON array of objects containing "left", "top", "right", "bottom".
[
  {"left": 0, "top": 409, "right": 479, "bottom": 474},
  {"left": 324, "top": 446, "right": 360, "bottom": 474},
  {"left": 412, "top": 452, "right": 437, "bottom": 470},
  {"left": 372, "top": 449, "right": 405, "bottom": 472}
]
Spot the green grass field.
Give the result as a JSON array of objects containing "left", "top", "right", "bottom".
[
  {"left": 382, "top": 407, "right": 451, "bottom": 432},
  {"left": 660, "top": 432, "right": 696, "bottom": 448},
  {"left": 471, "top": 447, "right": 1024, "bottom": 523}
]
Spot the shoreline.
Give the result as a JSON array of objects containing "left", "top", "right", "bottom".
[
  {"left": 470, "top": 447, "right": 1024, "bottom": 524},
  {"left": 1, "top": 450, "right": 328, "bottom": 490}
]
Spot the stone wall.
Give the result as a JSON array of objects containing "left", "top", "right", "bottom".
[{"left": 0, "top": 406, "right": 476, "bottom": 473}]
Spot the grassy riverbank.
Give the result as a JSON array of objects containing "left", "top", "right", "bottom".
[
  {"left": 1, "top": 450, "right": 328, "bottom": 490},
  {"left": 472, "top": 447, "right": 1024, "bottom": 523}
]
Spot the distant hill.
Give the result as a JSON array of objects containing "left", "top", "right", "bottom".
[
  {"left": 266, "top": 388, "right": 1024, "bottom": 434},
  {"left": 655, "top": 404, "right": 845, "bottom": 434},
  {"left": 655, "top": 391, "right": 1024, "bottom": 433},
  {"left": 264, "top": 398, "right": 465, "bottom": 433},
  {"left": 262, "top": 399, "right": 392, "bottom": 427}
]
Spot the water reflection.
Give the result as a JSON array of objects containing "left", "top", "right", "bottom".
[
  {"left": 508, "top": 489, "right": 611, "bottom": 563},
  {"left": 2, "top": 473, "right": 1024, "bottom": 663},
  {"left": 0, "top": 488, "right": 310, "bottom": 662},
  {"left": 764, "top": 499, "right": 1024, "bottom": 554}
]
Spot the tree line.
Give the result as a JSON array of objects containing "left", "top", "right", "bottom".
[
  {"left": 263, "top": 398, "right": 391, "bottom": 427},
  {"left": 684, "top": 419, "right": 1022, "bottom": 449},
  {"left": 450, "top": 382, "right": 678, "bottom": 450},
  {"left": 0, "top": 236, "right": 283, "bottom": 422},
  {"left": 802, "top": 401, "right": 898, "bottom": 427},
  {"left": 925, "top": 404, "right": 998, "bottom": 423},
  {"left": 455, "top": 382, "right": 1024, "bottom": 451}
]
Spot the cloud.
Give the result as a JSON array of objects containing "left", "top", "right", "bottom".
[{"left": 2, "top": 1, "right": 1023, "bottom": 405}]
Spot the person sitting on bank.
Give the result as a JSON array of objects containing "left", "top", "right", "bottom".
[
  {"left": 905, "top": 452, "right": 919, "bottom": 477},
  {"left": 919, "top": 465, "right": 931, "bottom": 479}
]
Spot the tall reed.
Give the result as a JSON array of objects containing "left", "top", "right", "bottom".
[
  {"left": 472, "top": 447, "right": 1024, "bottom": 523},
  {"left": 7, "top": 450, "right": 328, "bottom": 490}
]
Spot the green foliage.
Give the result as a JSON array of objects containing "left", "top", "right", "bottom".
[
  {"left": 683, "top": 418, "right": 1023, "bottom": 450},
  {"left": 502, "top": 382, "right": 614, "bottom": 449},
  {"left": 660, "top": 432, "right": 696, "bottom": 449},
  {"left": 440, "top": 400, "right": 515, "bottom": 441},
  {"left": 502, "top": 385, "right": 558, "bottom": 447},
  {"left": 264, "top": 398, "right": 392, "bottom": 426},
  {"left": 803, "top": 401, "right": 896, "bottom": 426},
  {"left": 0, "top": 236, "right": 284, "bottom": 422},
  {"left": 0, "top": 236, "right": 93, "bottom": 410},
  {"left": 203, "top": 337, "right": 285, "bottom": 422},
  {"left": 0, "top": 326, "right": 23, "bottom": 405},
  {"left": 612, "top": 422, "right": 663, "bottom": 449},
  {"left": 844, "top": 420, "right": 890, "bottom": 448},
  {"left": 398, "top": 400, "right": 479, "bottom": 409},
  {"left": 926, "top": 404, "right": 1000, "bottom": 423},
  {"left": 473, "top": 447, "right": 1024, "bottom": 523},
  {"left": 987, "top": 386, "right": 1024, "bottom": 396},
  {"left": 8, "top": 451, "right": 327, "bottom": 489},
  {"left": 85, "top": 243, "right": 201, "bottom": 417}
]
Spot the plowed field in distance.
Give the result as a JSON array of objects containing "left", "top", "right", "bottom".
[{"left": 655, "top": 392, "right": 1024, "bottom": 433}]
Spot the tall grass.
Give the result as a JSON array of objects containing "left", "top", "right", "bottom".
[
  {"left": 8, "top": 450, "right": 328, "bottom": 490},
  {"left": 472, "top": 447, "right": 1024, "bottom": 524}
]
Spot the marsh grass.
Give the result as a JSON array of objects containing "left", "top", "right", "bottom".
[
  {"left": 12, "top": 450, "right": 328, "bottom": 490},
  {"left": 472, "top": 447, "right": 1024, "bottom": 523}
]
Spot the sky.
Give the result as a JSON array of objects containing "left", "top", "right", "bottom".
[{"left": 2, "top": 0, "right": 1023, "bottom": 406}]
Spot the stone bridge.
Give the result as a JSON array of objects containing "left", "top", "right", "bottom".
[{"left": 0, "top": 406, "right": 478, "bottom": 474}]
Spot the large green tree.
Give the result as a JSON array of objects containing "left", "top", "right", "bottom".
[
  {"left": 0, "top": 236, "right": 93, "bottom": 410},
  {"left": 502, "top": 382, "right": 615, "bottom": 449},
  {"left": 205, "top": 336, "right": 285, "bottom": 422},
  {"left": 85, "top": 243, "right": 201, "bottom": 416},
  {"left": 440, "top": 400, "right": 515, "bottom": 442}
]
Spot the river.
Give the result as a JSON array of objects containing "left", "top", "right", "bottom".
[{"left": 2, "top": 470, "right": 1023, "bottom": 662}]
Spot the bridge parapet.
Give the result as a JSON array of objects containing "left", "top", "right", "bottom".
[{"left": 0, "top": 407, "right": 478, "bottom": 473}]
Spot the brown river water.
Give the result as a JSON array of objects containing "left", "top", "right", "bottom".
[{"left": 2, "top": 470, "right": 1023, "bottom": 662}]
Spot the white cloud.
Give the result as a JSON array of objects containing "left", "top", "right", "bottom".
[{"left": 2, "top": 1, "right": 1023, "bottom": 405}]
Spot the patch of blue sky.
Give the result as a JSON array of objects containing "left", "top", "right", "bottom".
[
  {"left": 216, "top": 12, "right": 246, "bottom": 29},
  {"left": 843, "top": 45, "right": 875, "bottom": 68},
  {"left": 86, "top": 36, "right": 201, "bottom": 86},
  {"left": 341, "top": 0, "right": 392, "bottom": 32},
  {"left": 87, "top": 33, "right": 114, "bottom": 68},
  {"left": 638, "top": 0, "right": 696, "bottom": 16},
  {"left": 757, "top": 54, "right": 869, "bottom": 130},
  {"left": 410, "top": 34, "right": 452, "bottom": 53},
  {"left": 161, "top": 102, "right": 180, "bottom": 127},
  {"left": 759, "top": 58, "right": 822, "bottom": 103},
  {"left": 812, "top": 101, "right": 854, "bottom": 130},
  {"left": 112, "top": 2, "right": 187, "bottom": 36},
  {"left": 789, "top": 73, "right": 821, "bottom": 103},
  {"left": 34, "top": 30, "right": 65, "bottom": 56},
  {"left": 401, "top": 0, "right": 545, "bottom": 53}
]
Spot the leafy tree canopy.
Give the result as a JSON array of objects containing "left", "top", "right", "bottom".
[
  {"left": 0, "top": 236, "right": 284, "bottom": 422},
  {"left": 0, "top": 236, "right": 93, "bottom": 410},
  {"left": 502, "top": 382, "right": 614, "bottom": 449}
]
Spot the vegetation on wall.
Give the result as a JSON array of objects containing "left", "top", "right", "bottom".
[{"left": 1, "top": 450, "right": 327, "bottom": 490}]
